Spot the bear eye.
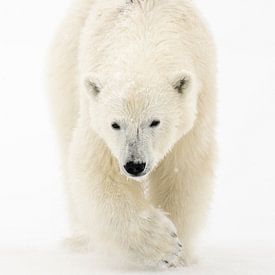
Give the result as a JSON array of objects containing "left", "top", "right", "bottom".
[
  {"left": 174, "top": 77, "right": 189, "bottom": 94},
  {"left": 111, "top": 122, "right": 121, "bottom": 130},
  {"left": 150, "top": 120, "right": 160, "bottom": 128},
  {"left": 85, "top": 78, "right": 101, "bottom": 96}
]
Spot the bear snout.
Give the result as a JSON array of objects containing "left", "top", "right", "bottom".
[{"left": 124, "top": 161, "right": 146, "bottom": 177}]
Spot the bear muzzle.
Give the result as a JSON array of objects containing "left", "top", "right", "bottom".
[{"left": 123, "top": 161, "right": 146, "bottom": 177}]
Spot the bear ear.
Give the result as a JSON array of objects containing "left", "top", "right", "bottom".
[
  {"left": 84, "top": 74, "right": 101, "bottom": 97},
  {"left": 171, "top": 71, "right": 192, "bottom": 94}
]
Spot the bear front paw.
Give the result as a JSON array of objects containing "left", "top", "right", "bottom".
[{"left": 127, "top": 208, "right": 184, "bottom": 268}]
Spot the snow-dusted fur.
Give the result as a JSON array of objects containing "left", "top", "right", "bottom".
[{"left": 47, "top": 0, "right": 216, "bottom": 268}]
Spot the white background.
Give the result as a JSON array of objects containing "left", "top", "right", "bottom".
[{"left": 0, "top": 0, "right": 275, "bottom": 274}]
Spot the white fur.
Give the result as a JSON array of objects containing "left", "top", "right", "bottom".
[{"left": 47, "top": 0, "right": 217, "bottom": 268}]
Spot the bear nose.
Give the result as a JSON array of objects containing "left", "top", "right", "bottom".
[{"left": 124, "top": 161, "right": 146, "bottom": 176}]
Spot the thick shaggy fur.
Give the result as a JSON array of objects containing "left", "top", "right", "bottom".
[{"left": 48, "top": 0, "right": 216, "bottom": 268}]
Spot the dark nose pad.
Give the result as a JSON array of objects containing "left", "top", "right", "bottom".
[{"left": 124, "top": 162, "right": 146, "bottom": 176}]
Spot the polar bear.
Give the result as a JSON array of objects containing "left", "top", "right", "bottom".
[{"left": 47, "top": 0, "right": 216, "bottom": 268}]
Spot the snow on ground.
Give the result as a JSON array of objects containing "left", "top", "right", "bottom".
[{"left": 1, "top": 243, "right": 275, "bottom": 275}]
